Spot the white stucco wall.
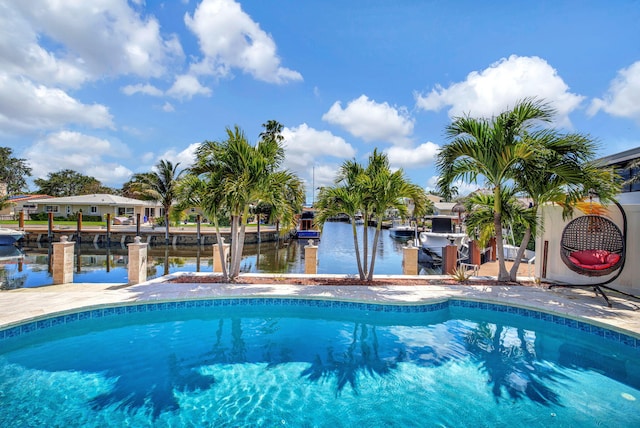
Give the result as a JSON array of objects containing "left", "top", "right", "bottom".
[{"left": 536, "top": 194, "right": 639, "bottom": 294}]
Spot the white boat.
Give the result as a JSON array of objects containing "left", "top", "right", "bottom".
[
  {"left": 419, "top": 231, "right": 468, "bottom": 257},
  {"left": 502, "top": 244, "right": 535, "bottom": 261},
  {"left": 0, "top": 228, "right": 25, "bottom": 245},
  {"left": 502, "top": 227, "right": 534, "bottom": 261},
  {"left": 419, "top": 216, "right": 468, "bottom": 258},
  {"left": 388, "top": 219, "right": 416, "bottom": 239}
]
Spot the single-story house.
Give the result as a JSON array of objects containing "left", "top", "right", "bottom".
[
  {"left": 27, "top": 194, "right": 164, "bottom": 223},
  {"left": 0, "top": 194, "right": 53, "bottom": 219}
]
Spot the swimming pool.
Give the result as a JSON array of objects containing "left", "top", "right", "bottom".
[{"left": 1, "top": 298, "right": 639, "bottom": 427}]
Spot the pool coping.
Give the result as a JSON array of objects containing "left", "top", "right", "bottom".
[{"left": 2, "top": 273, "right": 640, "bottom": 339}]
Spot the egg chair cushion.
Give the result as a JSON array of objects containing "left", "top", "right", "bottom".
[
  {"left": 569, "top": 249, "right": 621, "bottom": 271},
  {"left": 570, "top": 249, "right": 609, "bottom": 265}
]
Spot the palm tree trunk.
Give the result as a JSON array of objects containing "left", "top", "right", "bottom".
[
  {"left": 494, "top": 213, "right": 510, "bottom": 281},
  {"left": 229, "top": 215, "right": 239, "bottom": 279},
  {"left": 230, "top": 208, "right": 249, "bottom": 278},
  {"left": 509, "top": 227, "right": 532, "bottom": 281},
  {"left": 363, "top": 210, "right": 369, "bottom": 274},
  {"left": 351, "top": 219, "right": 365, "bottom": 280},
  {"left": 493, "top": 187, "right": 510, "bottom": 282},
  {"left": 233, "top": 222, "right": 247, "bottom": 278},
  {"left": 366, "top": 220, "right": 383, "bottom": 281},
  {"left": 212, "top": 215, "right": 228, "bottom": 280},
  {"left": 164, "top": 210, "right": 170, "bottom": 245}
]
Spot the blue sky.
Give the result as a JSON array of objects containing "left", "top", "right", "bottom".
[{"left": 2, "top": 0, "right": 639, "bottom": 203}]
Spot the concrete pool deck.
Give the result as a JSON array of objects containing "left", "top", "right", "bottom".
[{"left": 1, "top": 274, "right": 640, "bottom": 337}]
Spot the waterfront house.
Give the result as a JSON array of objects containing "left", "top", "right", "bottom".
[
  {"left": 26, "top": 194, "right": 163, "bottom": 223},
  {"left": 0, "top": 194, "right": 52, "bottom": 220}
]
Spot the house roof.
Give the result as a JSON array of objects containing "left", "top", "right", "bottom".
[
  {"left": 8, "top": 194, "right": 52, "bottom": 203},
  {"left": 598, "top": 146, "right": 640, "bottom": 166},
  {"left": 434, "top": 202, "right": 457, "bottom": 211},
  {"left": 27, "top": 194, "right": 161, "bottom": 206}
]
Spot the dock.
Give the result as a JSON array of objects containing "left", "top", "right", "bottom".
[{"left": 16, "top": 224, "right": 284, "bottom": 246}]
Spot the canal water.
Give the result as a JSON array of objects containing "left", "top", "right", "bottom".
[{"left": 0, "top": 222, "right": 437, "bottom": 290}]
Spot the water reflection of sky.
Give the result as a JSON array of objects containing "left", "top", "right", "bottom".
[{"left": 1, "top": 222, "right": 431, "bottom": 289}]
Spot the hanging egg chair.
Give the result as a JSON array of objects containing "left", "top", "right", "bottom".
[
  {"left": 552, "top": 200, "right": 631, "bottom": 307},
  {"left": 560, "top": 215, "right": 624, "bottom": 277}
]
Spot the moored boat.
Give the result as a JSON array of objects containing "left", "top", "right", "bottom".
[
  {"left": 419, "top": 216, "right": 468, "bottom": 258},
  {"left": 295, "top": 211, "right": 321, "bottom": 239},
  {"left": 389, "top": 219, "right": 416, "bottom": 239}
]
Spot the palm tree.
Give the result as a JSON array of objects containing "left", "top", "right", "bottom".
[
  {"left": 175, "top": 172, "right": 229, "bottom": 279},
  {"left": 315, "top": 176, "right": 366, "bottom": 277},
  {"left": 191, "top": 123, "right": 304, "bottom": 279},
  {"left": 437, "top": 98, "right": 554, "bottom": 281},
  {"left": 130, "top": 160, "right": 184, "bottom": 244},
  {"left": 316, "top": 149, "right": 428, "bottom": 280},
  {"left": 508, "top": 131, "right": 618, "bottom": 280}
]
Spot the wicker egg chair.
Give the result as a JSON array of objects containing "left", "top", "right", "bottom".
[
  {"left": 560, "top": 215, "right": 625, "bottom": 277},
  {"left": 552, "top": 200, "right": 632, "bottom": 307}
]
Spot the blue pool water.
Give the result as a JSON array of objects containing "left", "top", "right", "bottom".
[{"left": 1, "top": 299, "right": 639, "bottom": 427}]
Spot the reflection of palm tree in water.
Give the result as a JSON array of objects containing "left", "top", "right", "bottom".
[
  {"left": 206, "top": 319, "right": 248, "bottom": 364},
  {"left": 464, "top": 322, "right": 565, "bottom": 405},
  {"left": 301, "top": 323, "right": 404, "bottom": 394}
]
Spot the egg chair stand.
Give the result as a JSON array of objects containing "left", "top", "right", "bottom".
[{"left": 550, "top": 200, "right": 637, "bottom": 307}]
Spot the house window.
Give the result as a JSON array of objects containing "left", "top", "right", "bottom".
[
  {"left": 66, "top": 205, "right": 71, "bottom": 215},
  {"left": 117, "top": 207, "right": 135, "bottom": 216},
  {"left": 90, "top": 206, "right": 98, "bottom": 214},
  {"left": 45, "top": 206, "right": 59, "bottom": 213}
]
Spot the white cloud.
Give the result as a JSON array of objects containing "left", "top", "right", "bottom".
[
  {"left": 166, "top": 74, "right": 212, "bottom": 100},
  {"left": 322, "top": 95, "right": 414, "bottom": 145},
  {"left": 0, "top": 3, "right": 90, "bottom": 88},
  {"left": 0, "top": 74, "right": 113, "bottom": 135},
  {"left": 11, "top": 0, "right": 183, "bottom": 80},
  {"left": 385, "top": 141, "right": 440, "bottom": 169},
  {"left": 156, "top": 143, "right": 200, "bottom": 170},
  {"left": 184, "top": 0, "right": 302, "bottom": 84},
  {"left": 589, "top": 61, "right": 640, "bottom": 122},
  {"left": 24, "top": 131, "right": 132, "bottom": 187},
  {"left": 162, "top": 102, "right": 175, "bottom": 112},
  {"left": 121, "top": 83, "right": 164, "bottom": 96},
  {"left": 281, "top": 123, "right": 356, "bottom": 171},
  {"left": 279, "top": 123, "right": 356, "bottom": 194},
  {"left": 415, "top": 55, "right": 584, "bottom": 128}
]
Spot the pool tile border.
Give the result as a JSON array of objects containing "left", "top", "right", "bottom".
[{"left": 1, "top": 298, "right": 638, "bottom": 349}]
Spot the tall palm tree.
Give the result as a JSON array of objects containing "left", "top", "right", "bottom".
[
  {"left": 437, "top": 98, "right": 554, "bottom": 281},
  {"left": 509, "top": 131, "right": 618, "bottom": 280},
  {"left": 130, "top": 159, "right": 184, "bottom": 244},
  {"left": 316, "top": 149, "right": 428, "bottom": 280},
  {"left": 192, "top": 123, "right": 304, "bottom": 279},
  {"left": 315, "top": 181, "right": 366, "bottom": 277},
  {"left": 175, "top": 173, "right": 229, "bottom": 279}
]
